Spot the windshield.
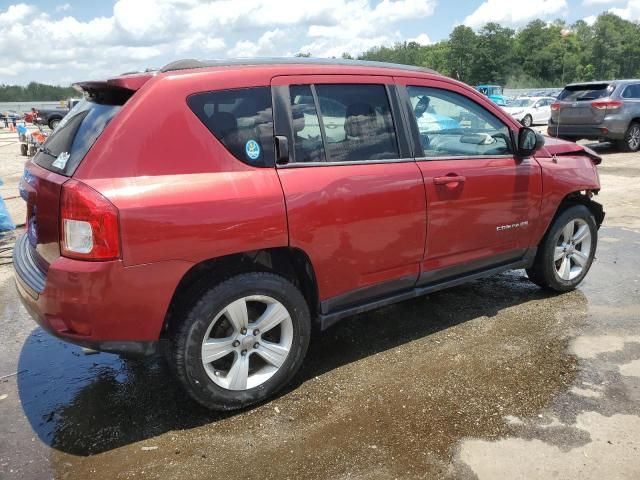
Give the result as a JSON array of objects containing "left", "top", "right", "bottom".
[
  {"left": 510, "top": 98, "right": 534, "bottom": 107},
  {"left": 33, "top": 99, "right": 122, "bottom": 176}
]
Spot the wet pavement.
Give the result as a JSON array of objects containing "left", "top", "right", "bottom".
[{"left": 0, "top": 135, "right": 639, "bottom": 479}]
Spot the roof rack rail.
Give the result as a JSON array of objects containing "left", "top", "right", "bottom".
[{"left": 159, "top": 57, "right": 438, "bottom": 75}]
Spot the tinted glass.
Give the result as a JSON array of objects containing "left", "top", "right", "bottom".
[
  {"left": 314, "top": 84, "right": 398, "bottom": 162},
  {"left": 188, "top": 87, "right": 274, "bottom": 167},
  {"left": 622, "top": 84, "right": 640, "bottom": 99},
  {"left": 289, "top": 85, "right": 326, "bottom": 163},
  {"left": 407, "top": 86, "right": 512, "bottom": 157},
  {"left": 558, "top": 84, "right": 613, "bottom": 102},
  {"left": 34, "top": 100, "right": 121, "bottom": 176}
]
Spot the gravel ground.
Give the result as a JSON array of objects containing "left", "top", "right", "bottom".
[{"left": 0, "top": 126, "right": 639, "bottom": 479}]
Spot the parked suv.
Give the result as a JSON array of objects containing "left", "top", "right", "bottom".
[
  {"left": 548, "top": 79, "right": 640, "bottom": 151},
  {"left": 14, "top": 59, "right": 605, "bottom": 410}
]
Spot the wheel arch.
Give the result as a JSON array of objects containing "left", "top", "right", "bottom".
[
  {"left": 161, "top": 247, "right": 320, "bottom": 339},
  {"left": 536, "top": 191, "right": 604, "bottom": 247},
  {"left": 554, "top": 192, "right": 605, "bottom": 228}
]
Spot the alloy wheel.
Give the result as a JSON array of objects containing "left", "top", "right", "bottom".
[
  {"left": 200, "top": 295, "right": 293, "bottom": 391},
  {"left": 554, "top": 218, "right": 592, "bottom": 281},
  {"left": 628, "top": 125, "right": 640, "bottom": 151}
]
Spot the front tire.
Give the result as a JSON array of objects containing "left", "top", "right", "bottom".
[
  {"left": 48, "top": 118, "right": 60, "bottom": 130},
  {"left": 526, "top": 205, "right": 597, "bottom": 292},
  {"left": 521, "top": 114, "right": 533, "bottom": 127},
  {"left": 170, "top": 272, "right": 311, "bottom": 410}
]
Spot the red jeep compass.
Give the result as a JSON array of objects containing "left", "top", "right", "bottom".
[{"left": 14, "top": 58, "right": 604, "bottom": 410}]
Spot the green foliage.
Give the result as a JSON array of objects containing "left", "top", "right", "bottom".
[
  {"left": 0, "top": 82, "right": 77, "bottom": 102},
  {"left": 356, "top": 12, "right": 640, "bottom": 87}
]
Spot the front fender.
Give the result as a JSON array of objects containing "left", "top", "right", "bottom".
[{"left": 532, "top": 154, "right": 601, "bottom": 244}]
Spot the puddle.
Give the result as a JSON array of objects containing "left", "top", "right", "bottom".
[
  {"left": 454, "top": 227, "right": 640, "bottom": 479},
  {"left": 2, "top": 228, "right": 637, "bottom": 479}
]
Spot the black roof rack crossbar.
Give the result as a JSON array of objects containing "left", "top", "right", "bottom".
[{"left": 159, "top": 57, "right": 438, "bottom": 75}]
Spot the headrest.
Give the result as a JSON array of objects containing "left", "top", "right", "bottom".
[
  {"left": 345, "top": 102, "right": 376, "bottom": 138},
  {"left": 291, "top": 104, "right": 307, "bottom": 134}
]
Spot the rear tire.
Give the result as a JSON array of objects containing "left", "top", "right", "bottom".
[
  {"left": 526, "top": 205, "right": 597, "bottom": 292},
  {"left": 521, "top": 114, "right": 533, "bottom": 127},
  {"left": 48, "top": 118, "right": 60, "bottom": 130},
  {"left": 617, "top": 122, "right": 640, "bottom": 152},
  {"left": 169, "top": 272, "right": 311, "bottom": 410}
]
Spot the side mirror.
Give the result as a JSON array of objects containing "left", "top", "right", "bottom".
[{"left": 517, "top": 127, "right": 545, "bottom": 157}]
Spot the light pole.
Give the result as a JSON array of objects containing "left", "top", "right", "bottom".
[{"left": 560, "top": 28, "right": 571, "bottom": 86}]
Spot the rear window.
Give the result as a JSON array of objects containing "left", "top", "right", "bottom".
[
  {"left": 34, "top": 99, "right": 122, "bottom": 176},
  {"left": 558, "top": 84, "right": 614, "bottom": 102},
  {"left": 187, "top": 87, "right": 274, "bottom": 167}
]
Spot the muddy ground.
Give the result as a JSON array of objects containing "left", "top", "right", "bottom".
[{"left": 0, "top": 127, "right": 639, "bottom": 479}]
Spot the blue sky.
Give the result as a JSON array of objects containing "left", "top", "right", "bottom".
[{"left": 0, "top": 0, "right": 637, "bottom": 85}]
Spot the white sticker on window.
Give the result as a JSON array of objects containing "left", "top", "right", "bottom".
[
  {"left": 245, "top": 140, "right": 260, "bottom": 160},
  {"left": 52, "top": 151, "right": 70, "bottom": 169}
]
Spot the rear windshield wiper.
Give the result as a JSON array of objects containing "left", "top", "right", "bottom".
[{"left": 37, "top": 146, "right": 58, "bottom": 158}]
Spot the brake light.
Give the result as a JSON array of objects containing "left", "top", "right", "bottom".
[
  {"left": 591, "top": 100, "right": 623, "bottom": 110},
  {"left": 550, "top": 102, "right": 560, "bottom": 111},
  {"left": 60, "top": 179, "right": 120, "bottom": 260}
]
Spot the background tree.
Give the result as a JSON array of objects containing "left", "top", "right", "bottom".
[
  {"left": 0, "top": 82, "right": 77, "bottom": 102},
  {"left": 446, "top": 25, "right": 477, "bottom": 82},
  {"left": 355, "top": 12, "right": 640, "bottom": 88}
]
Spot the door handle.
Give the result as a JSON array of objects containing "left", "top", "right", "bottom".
[{"left": 433, "top": 175, "right": 466, "bottom": 185}]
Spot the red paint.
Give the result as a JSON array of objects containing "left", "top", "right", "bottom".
[
  {"left": 418, "top": 157, "right": 543, "bottom": 272},
  {"left": 15, "top": 62, "right": 601, "bottom": 347},
  {"left": 277, "top": 163, "right": 426, "bottom": 301}
]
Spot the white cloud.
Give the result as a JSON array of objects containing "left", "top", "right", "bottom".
[
  {"left": 462, "top": 0, "right": 568, "bottom": 28},
  {"left": 610, "top": 0, "right": 640, "bottom": 20},
  {"left": 583, "top": 14, "right": 598, "bottom": 24},
  {"left": 229, "top": 29, "right": 287, "bottom": 57},
  {"left": 0, "top": 0, "right": 437, "bottom": 84},
  {"left": 582, "top": 0, "right": 618, "bottom": 4},
  {"left": 410, "top": 33, "right": 432, "bottom": 45}
]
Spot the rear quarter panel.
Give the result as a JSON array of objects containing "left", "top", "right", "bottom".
[{"left": 74, "top": 70, "right": 288, "bottom": 267}]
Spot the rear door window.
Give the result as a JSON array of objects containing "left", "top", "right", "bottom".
[
  {"left": 558, "top": 84, "right": 614, "bottom": 102},
  {"left": 34, "top": 100, "right": 122, "bottom": 176},
  {"left": 289, "top": 85, "right": 326, "bottom": 163},
  {"left": 622, "top": 84, "right": 640, "bottom": 99},
  {"left": 313, "top": 84, "right": 399, "bottom": 163},
  {"left": 187, "top": 87, "right": 274, "bottom": 167}
]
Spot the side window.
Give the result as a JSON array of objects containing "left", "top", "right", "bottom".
[
  {"left": 407, "top": 86, "right": 512, "bottom": 158},
  {"left": 289, "top": 85, "right": 326, "bottom": 163},
  {"left": 314, "top": 84, "right": 399, "bottom": 162},
  {"left": 187, "top": 87, "right": 274, "bottom": 167},
  {"left": 622, "top": 84, "right": 640, "bottom": 99}
]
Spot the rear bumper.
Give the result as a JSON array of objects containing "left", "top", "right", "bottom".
[
  {"left": 547, "top": 120, "right": 627, "bottom": 140},
  {"left": 13, "top": 234, "right": 192, "bottom": 356}
]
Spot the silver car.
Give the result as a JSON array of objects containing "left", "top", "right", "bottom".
[{"left": 548, "top": 79, "right": 640, "bottom": 151}]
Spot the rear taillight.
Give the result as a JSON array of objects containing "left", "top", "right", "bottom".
[
  {"left": 550, "top": 102, "right": 560, "bottom": 111},
  {"left": 591, "top": 100, "right": 623, "bottom": 110},
  {"left": 60, "top": 179, "right": 120, "bottom": 261}
]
